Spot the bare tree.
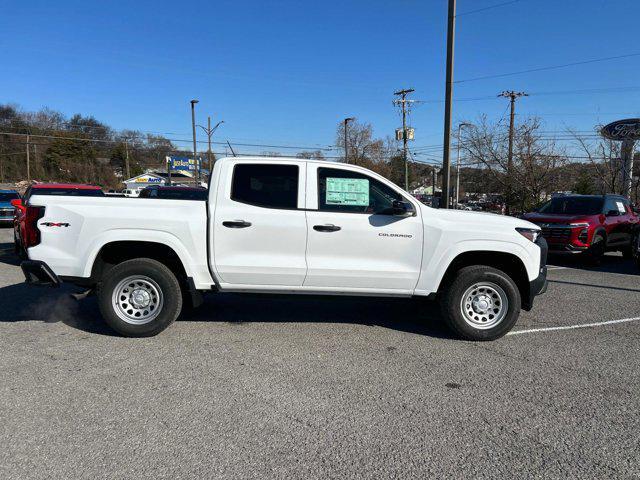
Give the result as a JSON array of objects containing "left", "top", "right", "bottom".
[
  {"left": 569, "top": 128, "right": 624, "bottom": 195},
  {"left": 460, "top": 115, "right": 567, "bottom": 212},
  {"left": 296, "top": 150, "right": 325, "bottom": 160}
]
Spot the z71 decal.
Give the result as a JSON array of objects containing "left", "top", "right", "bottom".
[{"left": 41, "top": 222, "right": 70, "bottom": 228}]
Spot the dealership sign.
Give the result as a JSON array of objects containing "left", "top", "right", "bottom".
[
  {"left": 166, "top": 155, "right": 203, "bottom": 172},
  {"left": 133, "top": 175, "right": 163, "bottom": 184},
  {"left": 600, "top": 118, "right": 640, "bottom": 141}
]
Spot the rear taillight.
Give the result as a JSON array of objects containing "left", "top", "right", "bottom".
[{"left": 24, "top": 206, "right": 45, "bottom": 248}]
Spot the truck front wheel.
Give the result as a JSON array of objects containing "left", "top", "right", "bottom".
[
  {"left": 440, "top": 265, "right": 521, "bottom": 341},
  {"left": 97, "top": 258, "right": 183, "bottom": 337}
]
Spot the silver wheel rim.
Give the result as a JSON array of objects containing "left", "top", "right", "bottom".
[
  {"left": 460, "top": 281, "right": 508, "bottom": 330},
  {"left": 111, "top": 275, "right": 164, "bottom": 325}
]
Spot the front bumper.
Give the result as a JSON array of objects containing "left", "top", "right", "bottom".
[
  {"left": 547, "top": 243, "right": 588, "bottom": 254},
  {"left": 523, "top": 237, "right": 548, "bottom": 311},
  {"left": 21, "top": 260, "right": 61, "bottom": 287}
]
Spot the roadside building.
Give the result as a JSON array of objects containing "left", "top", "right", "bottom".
[{"left": 122, "top": 171, "right": 196, "bottom": 196}]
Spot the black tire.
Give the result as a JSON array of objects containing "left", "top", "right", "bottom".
[
  {"left": 585, "top": 233, "right": 606, "bottom": 265},
  {"left": 633, "top": 231, "right": 640, "bottom": 269},
  {"left": 621, "top": 246, "right": 633, "bottom": 260},
  {"left": 97, "top": 258, "right": 183, "bottom": 337},
  {"left": 440, "top": 265, "right": 521, "bottom": 341}
]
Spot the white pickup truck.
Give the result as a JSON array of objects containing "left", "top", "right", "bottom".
[{"left": 21, "top": 157, "right": 547, "bottom": 340}]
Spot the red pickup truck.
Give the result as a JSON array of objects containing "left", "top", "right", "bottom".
[{"left": 522, "top": 194, "right": 638, "bottom": 260}]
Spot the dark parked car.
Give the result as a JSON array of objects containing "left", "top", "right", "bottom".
[
  {"left": 522, "top": 194, "right": 639, "bottom": 261},
  {"left": 138, "top": 185, "right": 208, "bottom": 200},
  {"left": 0, "top": 189, "right": 20, "bottom": 226}
]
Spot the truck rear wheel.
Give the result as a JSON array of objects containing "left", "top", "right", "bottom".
[
  {"left": 98, "top": 258, "right": 183, "bottom": 337},
  {"left": 440, "top": 265, "right": 521, "bottom": 341}
]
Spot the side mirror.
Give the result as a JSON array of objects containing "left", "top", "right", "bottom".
[
  {"left": 10, "top": 199, "right": 22, "bottom": 208},
  {"left": 391, "top": 200, "right": 414, "bottom": 216},
  {"left": 605, "top": 209, "right": 619, "bottom": 217}
]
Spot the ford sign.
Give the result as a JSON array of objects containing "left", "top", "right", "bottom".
[{"left": 600, "top": 118, "right": 640, "bottom": 141}]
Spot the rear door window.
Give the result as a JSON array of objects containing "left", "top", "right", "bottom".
[{"left": 231, "top": 164, "right": 299, "bottom": 209}]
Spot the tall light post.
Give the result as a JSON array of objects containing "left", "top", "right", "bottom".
[
  {"left": 190, "top": 99, "right": 199, "bottom": 184},
  {"left": 198, "top": 117, "right": 224, "bottom": 176},
  {"left": 343, "top": 117, "right": 355, "bottom": 163},
  {"left": 455, "top": 122, "right": 471, "bottom": 207}
]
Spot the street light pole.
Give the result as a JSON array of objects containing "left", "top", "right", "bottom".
[
  {"left": 343, "top": 117, "right": 354, "bottom": 163},
  {"left": 190, "top": 99, "right": 199, "bottom": 185},
  {"left": 455, "top": 123, "right": 471, "bottom": 207},
  {"left": 198, "top": 118, "right": 224, "bottom": 176}
]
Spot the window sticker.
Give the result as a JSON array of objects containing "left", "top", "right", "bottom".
[
  {"left": 616, "top": 201, "right": 626, "bottom": 213},
  {"left": 325, "top": 177, "right": 369, "bottom": 206}
]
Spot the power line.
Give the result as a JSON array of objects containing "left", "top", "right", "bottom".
[
  {"left": 456, "top": 53, "right": 640, "bottom": 84},
  {"left": 0, "top": 129, "right": 334, "bottom": 151},
  {"left": 418, "top": 85, "right": 640, "bottom": 105},
  {"left": 456, "top": 0, "right": 522, "bottom": 17}
]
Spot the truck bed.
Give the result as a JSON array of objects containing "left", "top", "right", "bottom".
[{"left": 26, "top": 195, "right": 214, "bottom": 289}]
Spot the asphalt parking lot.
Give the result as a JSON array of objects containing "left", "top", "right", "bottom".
[{"left": 0, "top": 227, "right": 639, "bottom": 479}]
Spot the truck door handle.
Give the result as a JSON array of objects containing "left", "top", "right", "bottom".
[
  {"left": 313, "top": 224, "right": 341, "bottom": 232},
  {"left": 223, "top": 220, "right": 252, "bottom": 228}
]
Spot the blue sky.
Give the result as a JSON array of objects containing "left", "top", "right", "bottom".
[{"left": 1, "top": 0, "right": 639, "bottom": 161}]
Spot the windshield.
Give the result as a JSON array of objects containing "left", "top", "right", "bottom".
[
  {"left": 0, "top": 192, "right": 19, "bottom": 201},
  {"left": 537, "top": 197, "right": 604, "bottom": 215}
]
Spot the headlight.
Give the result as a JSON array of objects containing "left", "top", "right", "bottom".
[{"left": 516, "top": 227, "right": 540, "bottom": 243}]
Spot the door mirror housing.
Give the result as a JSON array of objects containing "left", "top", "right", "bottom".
[
  {"left": 10, "top": 199, "right": 22, "bottom": 208},
  {"left": 390, "top": 200, "right": 414, "bottom": 216},
  {"left": 605, "top": 209, "right": 619, "bottom": 217}
]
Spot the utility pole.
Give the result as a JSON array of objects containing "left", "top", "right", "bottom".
[
  {"left": 124, "top": 139, "right": 131, "bottom": 179},
  {"left": 26, "top": 134, "right": 30, "bottom": 181},
  {"left": 455, "top": 123, "right": 471, "bottom": 207},
  {"left": 207, "top": 116, "right": 212, "bottom": 174},
  {"left": 198, "top": 117, "right": 224, "bottom": 175},
  {"left": 393, "top": 88, "right": 415, "bottom": 191},
  {"left": 343, "top": 117, "right": 354, "bottom": 163},
  {"left": 498, "top": 91, "right": 528, "bottom": 213},
  {"left": 441, "top": 0, "right": 457, "bottom": 209},
  {"left": 190, "top": 99, "right": 199, "bottom": 185},
  {"left": 432, "top": 167, "right": 438, "bottom": 208}
]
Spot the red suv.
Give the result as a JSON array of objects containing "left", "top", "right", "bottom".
[
  {"left": 13, "top": 183, "right": 104, "bottom": 257},
  {"left": 522, "top": 194, "right": 638, "bottom": 260}
]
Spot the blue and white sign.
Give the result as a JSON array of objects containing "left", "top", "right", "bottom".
[
  {"left": 600, "top": 119, "right": 640, "bottom": 141},
  {"left": 166, "top": 156, "right": 209, "bottom": 177}
]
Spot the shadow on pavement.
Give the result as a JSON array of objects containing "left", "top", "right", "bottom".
[
  {"left": 0, "top": 279, "right": 452, "bottom": 339},
  {"left": 548, "top": 252, "right": 638, "bottom": 276},
  {"left": 0, "top": 281, "right": 117, "bottom": 335},
  {"left": 181, "top": 293, "right": 453, "bottom": 339},
  {"left": 0, "top": 242, "right": 21, "bottom": 266}
]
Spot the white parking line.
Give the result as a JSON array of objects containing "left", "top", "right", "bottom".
[
  {"left": 508, "top": 316, "right": 640, "bottom": 336},
  {"left": 546, "top": 266, "right": 567, "bottom": 270}
]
